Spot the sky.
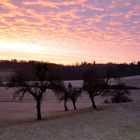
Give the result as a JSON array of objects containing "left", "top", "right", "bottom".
[{"left": 0, "top": 0, "right": 140, "bottom": 65}]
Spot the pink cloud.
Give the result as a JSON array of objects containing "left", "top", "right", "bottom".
[{"left": 0, "top": 0, "right": 140, "bottom": 64}]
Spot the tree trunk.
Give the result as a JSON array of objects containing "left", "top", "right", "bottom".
[
  {"left": 64, "top": 99, "right": 68, "bottom": 111},
  {"left": 89, "top": 95, "right": 97, "bottom": 109},
  {"left": 36, "top": 100, "right": 42, "bottom": 120},
  {"left": 72, "top": 100, "right": 77, "bottom": 110}
]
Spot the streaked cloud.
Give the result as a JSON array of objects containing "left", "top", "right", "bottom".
[{"left": 0, "top": 0, "right": 140, "bottom": 64}]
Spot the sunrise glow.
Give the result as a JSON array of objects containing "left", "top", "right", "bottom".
[{"left": 0, "top": 0, "right": 140, "bottom": 64}]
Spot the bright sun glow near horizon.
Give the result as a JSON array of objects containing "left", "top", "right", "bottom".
[{"left": 0, "top": 0, "right": 140, "bottom": 65}]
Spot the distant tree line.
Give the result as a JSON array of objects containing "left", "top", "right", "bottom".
[{"left": 0, "top": 60, "right": 140, "bottom": 81}]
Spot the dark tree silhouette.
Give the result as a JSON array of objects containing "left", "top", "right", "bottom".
[
  {"left": 55, "top": 82, "right": 81, "bottom": 111},
  {"left": 102, "top": 82, "right": 132, "bottom": 103},
  {"left": 55, "top": 84, "right": 69, "bottom": 111},
  {"left": 68, "top": 83, "right": 81, "bottom": 110},
  {"left": 7, "top": 63, "right": 63, "bottom": 120},
  {"left": 83, "top": 70, "right": 106, "bottom": 109}
]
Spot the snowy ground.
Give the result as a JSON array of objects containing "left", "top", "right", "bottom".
[
  {"left": 0, "top": 101, "right": 140, "bottom": 140},
  {"left": 109, "top": 75, "right": 140, "bottom": 88},
  {"left": 0, "top": 76, "right": 140, "bottom": 140}
]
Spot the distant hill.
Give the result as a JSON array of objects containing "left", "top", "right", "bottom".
[
  {"left": 0, "top": 69, "right": 14, "bottom": 81},
  {"left": 0, "top": 60, "right": 140, "bottom": 81}
]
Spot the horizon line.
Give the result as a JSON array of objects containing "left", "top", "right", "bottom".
[{"left": 0, "top": 59, "right": 139, "bottom": 66}]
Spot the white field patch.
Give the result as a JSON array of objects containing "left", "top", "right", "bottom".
[{"left": 108, "top": 75, "right": 140, "bottom": 88}]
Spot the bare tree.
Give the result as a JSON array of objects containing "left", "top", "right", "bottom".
[
  {"left": 55, "top": 82, "right": 81, "bottom": 111},
  {"left": 55, "top": 85, "right": 69, "bottom": 111},
  {"left": 68, "top": 83, "right": 81, "bottom": 110},
  {"left": 83, "top": 70, "right": 106, "bottom": 109},
  {"left": 7, "top": 63, "right": 63, "bottom": 120}
]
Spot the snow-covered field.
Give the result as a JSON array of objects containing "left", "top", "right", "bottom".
[
  {"left": 109, "top": 75, "right": 140, "bottom": 88},
  {"left": 0, "top": 75, "right": 140, "bottom": 140},
  {"left": 0, "top": 101, "right": 140, "bottom": 140}
]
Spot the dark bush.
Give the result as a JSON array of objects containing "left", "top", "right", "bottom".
[
  {"left": 111, "top": 90, "right": 132, "bottom": 103},
  {"left": 102, "top": 82, "right": 132, "bottom": 103}
]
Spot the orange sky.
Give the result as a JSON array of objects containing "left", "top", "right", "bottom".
[{"left": 0, "top": 0, "right": 140, "bottom": 64}]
